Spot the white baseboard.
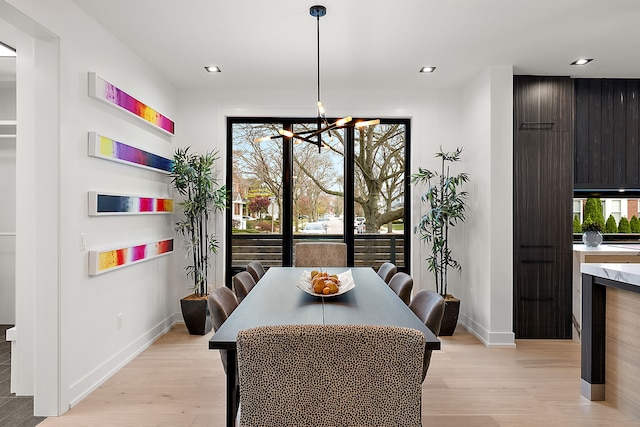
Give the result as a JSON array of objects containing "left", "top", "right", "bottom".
[
  {"left": 67, "top": 313, "right": 181, "bottom": 409},
  {"left": 458, "top": 313, "right": 516, "bottom": 347}
]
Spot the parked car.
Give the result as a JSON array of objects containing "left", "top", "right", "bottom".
[{"left": 301, "top": 222, "right": 327, "bottom": 234}]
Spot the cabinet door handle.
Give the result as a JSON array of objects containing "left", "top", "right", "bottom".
[
  {"left": 519, "top": 122, "right": 555, "bottom": 130},
  {"left": 520, "top": 296, "right": 554, "bottom": 301},
  {"left": 520, "top": 260, "right": 553, "bottom": 263}
]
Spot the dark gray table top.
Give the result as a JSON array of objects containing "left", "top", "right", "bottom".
[{"left": 209, "top": 267, "right": 440, "bottom": 350}]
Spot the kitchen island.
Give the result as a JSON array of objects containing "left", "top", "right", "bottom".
[
  {"left": 580, "top": 263, "right": 640, "bottom": 420},
  {"left": 572, "top": 244, "right": 640, "bottom": 339}
]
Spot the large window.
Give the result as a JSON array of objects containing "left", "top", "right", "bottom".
[
  {"left": 573, "top": 196, "right": 640, "bottom": 236},
  {"left": 226, "top": 117, "right": 410, "bottom": 284}
]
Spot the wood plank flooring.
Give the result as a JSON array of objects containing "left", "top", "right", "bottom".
[{"left": 36, "top": 324, "right": 640, "bottom": 427}]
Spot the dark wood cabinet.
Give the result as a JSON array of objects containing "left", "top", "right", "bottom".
[
  {"left": 513, "top": 76, "right": 573, "bottom": 338},
  {"left": 575, "top": 78, "right": 640, "bottom": 190}
]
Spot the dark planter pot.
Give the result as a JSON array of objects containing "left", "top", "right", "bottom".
[
  {"left": 439, "top": 295, "right": 460, "bottom": 336},
  {"left": 180, "top": 295, "right": 212, "bottom": 335}
]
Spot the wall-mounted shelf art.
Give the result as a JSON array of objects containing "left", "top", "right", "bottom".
[
  {"left": 88, "top": 132, "right": 173, "bottom": 173},
  {"left": 89, "top": 238, "right": 173, "bottom": 276},
  {"left": 88, "top": 191, "right": 173, "bottom": 216},
  {"left": 88, "top": 72, "right": 175, "bottom": 135}
]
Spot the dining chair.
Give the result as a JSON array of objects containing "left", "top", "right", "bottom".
[
  {"left": 294, "top": 241, "right": 347, "bottom": 267},
  {"left": 409, "top": 289, "right": 445, "bottom": 381},
  {"left": 388, "top": 272, "right": 413, "bottom": 305},
  {"left": 377, "top": 262, "right": 397, "bottom": 284},
  {"left": 245, "top": 260, "right": 266, "bottom": 283},
  {"left": 236, "top": 324, "right": 424, "bottom": 427},
  {"left": 208, "top": 287, "right": 240, "bottom": 412},
  {"left": 233, "top": 271, "right": 256, "bottom": 303},
  {"left": 207, "top": 287, "right": 239, "bottom": 374}
]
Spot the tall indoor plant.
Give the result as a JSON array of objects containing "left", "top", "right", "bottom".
[
  {"left": 412, "top": 147, "right": 469, "bottom": 335},
  {"left": 170, "top": 147, "right": 227, "bottom": 335}
]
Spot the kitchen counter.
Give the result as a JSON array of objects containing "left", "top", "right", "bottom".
[
  {"left": 572, "top": 244, "right": 640, "bottom": 339},
  {"left": 581, "top": 262, "right": 640, "bottom": 420}
]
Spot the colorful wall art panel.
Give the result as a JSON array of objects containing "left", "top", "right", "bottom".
[
  {"left": 88, "top": 72, "right": 175, "bottom": 135},
  {"left": 88, "top": 192, "right": 174, "bottom": 216},
  {"left": 89, "top": 238, "right": 173, "bottom": 276},
  {"left": 88, "top": 132, "right": 173, "bottom": 173}
]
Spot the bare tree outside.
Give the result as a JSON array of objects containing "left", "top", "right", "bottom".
[
  {"left": 293, "top": 124, "right": 344, "bottom": 233},
  {"left": 310, "top": 123, "right": 406, "bottom": 233},
  {"left": 232, "top": 123, "right": 284, "bottom": 230},
  {"left": 354, "top": 123, "right": 405, "bottom": 234}
]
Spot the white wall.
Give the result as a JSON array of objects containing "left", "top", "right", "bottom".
[
  {"left": 4, "top": 0, "right": 179, "bottom": 415},
  {"left": 0, "top": 80, "right": 16, "bottom": 324},
  {"left": 455, "top": 66, "right": 515, "bottom": 346}
]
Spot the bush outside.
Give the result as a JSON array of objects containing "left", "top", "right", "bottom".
[{"left": 618, "top": 217, "right": 631, "bottom": 233}]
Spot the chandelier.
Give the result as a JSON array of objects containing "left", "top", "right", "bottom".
[{"left": 255, "top": 5, "right": 379, "bottom": 152}]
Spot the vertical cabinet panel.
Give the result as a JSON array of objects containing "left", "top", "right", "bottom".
[
  {"left": 575, "top": 78, "right": 640, "bottom": 189},
  {"left": 514, "top": 76, "right": 573, "bottom": 339}
]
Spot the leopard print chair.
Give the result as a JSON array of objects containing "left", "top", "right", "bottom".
[{"left": 237, "top": 324, "right": 425, "bottom": 427}]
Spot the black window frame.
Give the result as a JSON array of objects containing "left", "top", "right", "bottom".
[{"left": 225, "top": 116, "right": 411, "bottom": 287}]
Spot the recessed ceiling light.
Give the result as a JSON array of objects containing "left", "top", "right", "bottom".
[
  {"left": 204, "top": 66, "right": 221, "bottom": 73},
  {"left": 571, "top": 58, "right": 593, "bottom": 66},
  {"left": 419, "top": 66, "right": 436, "bottom": 73},
  {"left": 0, "top": 41, "right": 16, "bottom": 57}
]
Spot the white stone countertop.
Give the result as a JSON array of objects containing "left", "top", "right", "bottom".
[
  {"left": 581, "top": 263, "right": 640, "bottom": 287},
  {"left": 573, "top": 243, "right": 640, "bottom": 255}
]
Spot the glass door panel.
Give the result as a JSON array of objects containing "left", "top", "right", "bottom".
[
  {"left": 230, "top": 122, "right": 284, "bottom": 269},
  {"left": 353, "top": 122, "right": 406, "bottom": 268},
  {"left": 292, "top": 123, "right": 344, "bottom": 237}
]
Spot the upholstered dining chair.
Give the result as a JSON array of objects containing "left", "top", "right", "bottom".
[
  {"left": 388, "top": 272, "right": 413, "bottom": 306},
  {"left": 208, "top": 287, "right": 240, "bottom": 411},
  {"left": 246, "top": 260, "right": 266, "bottom": 283},
  {"left": 236, "top": 324, "right": 425, "bottom": 427},
  {"left": 233, "top": 271, "right": 256, "bottom": 303},
  {"left": 207, "top": 287, "right": 239, "bottom": 374},
  {"left": 377, "top": 262, "right": 397, "bottom": 284},
  {"left": 294, "top": 242, "right": 347, "bottom": 267},
  {"left": 409, "top": 289, "right": 445, "bottom": 381}
]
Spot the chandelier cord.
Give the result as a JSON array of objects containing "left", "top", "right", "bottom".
[
  {"left": 254, "top": 5, "right": 378, "bottom": 149},
  {"left": 316, "top": 13, "right": 321, "bottom": 108}
]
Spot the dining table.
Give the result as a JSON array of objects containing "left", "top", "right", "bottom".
[{"left": 209, "top": 266, "right": 441, "bottom": 427}]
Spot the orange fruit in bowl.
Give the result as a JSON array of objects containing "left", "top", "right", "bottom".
[{"left": 313, "top": 282, "right": 325, "bottom": 293}]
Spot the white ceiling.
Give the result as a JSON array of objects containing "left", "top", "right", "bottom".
[{"left": 5, "top": 0, "right": 640, "bottom": 91}]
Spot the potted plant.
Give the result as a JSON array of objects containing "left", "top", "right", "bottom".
[
  {"left": 170, "top": 147, "right": 227, "bottom": 335},
  {"left": 412, "top": 147, "right": 469, "bottom": 336},
  {"left": 581, "top": 215, "right": 604, "bottom": 247}
]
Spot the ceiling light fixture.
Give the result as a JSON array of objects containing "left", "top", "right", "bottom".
[
  {"left": 204, "top": 65, "right": 221, "bottom": 73},
  {"left": 419, "top": 66, "right": 436, "bottom": 73},
  {"left": 571, "top": 58, "right": 593, "bottom": 66},
  {"left": 0, "top": 41, "right": 16, "bottom": 57},
  {"left": 255, "top": 5, "right": 379, "bottom": 152}
]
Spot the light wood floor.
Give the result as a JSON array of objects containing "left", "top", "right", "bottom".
[{"left": 37, "top": 325, "right": 640, "bottom": 427}]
